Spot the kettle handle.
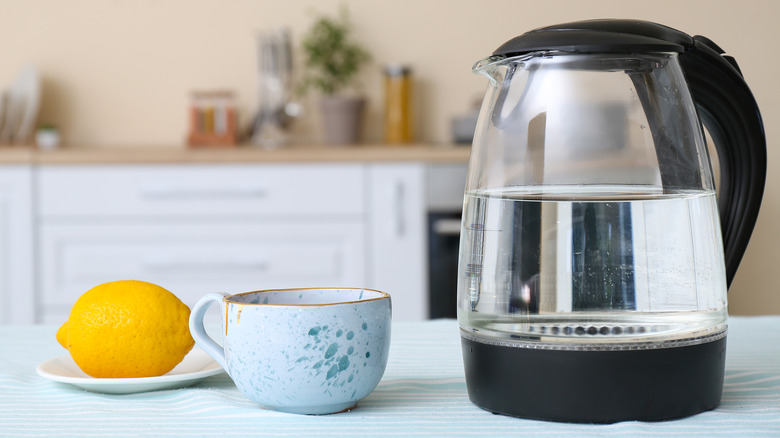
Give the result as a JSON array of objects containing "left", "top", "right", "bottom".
[{"left": 679, "top": 37, "right": 767, "bottom": 287}]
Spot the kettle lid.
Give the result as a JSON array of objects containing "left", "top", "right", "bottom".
[{"left": 494, "top": 19, "right": 695, "bottom": 56}]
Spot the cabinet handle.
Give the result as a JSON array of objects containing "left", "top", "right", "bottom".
[
  {"left": 143, "top": 261, "right": 269, "bottom": 272},
  {"left": 395, "top": 181, "right": 405, "bottom": 237},
  {"left": 140, "top": 187, "right": 267, "bottom": 200}
]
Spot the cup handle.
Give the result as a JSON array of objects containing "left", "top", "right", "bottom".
[{"left": 189, "top": 292, "right": 231, "bottom": 371}]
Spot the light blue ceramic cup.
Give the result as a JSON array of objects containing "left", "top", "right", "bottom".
[{"left": 189, "top": 287, "right": 391, "bottom": 415}]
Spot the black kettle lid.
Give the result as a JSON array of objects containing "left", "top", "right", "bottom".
[{"left": 493, "top": 19, "right": 697, "bottom": 56}]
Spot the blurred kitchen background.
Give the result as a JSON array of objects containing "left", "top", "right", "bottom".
[{"left": 0, "top": 0, "right": 778, "bottom": 322}]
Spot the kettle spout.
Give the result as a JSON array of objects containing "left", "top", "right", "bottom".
[{"left": 472, "top": 55, "right": 508, "bottom": 85}]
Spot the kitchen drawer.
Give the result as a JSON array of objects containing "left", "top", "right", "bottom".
[
  {"left": 36, "top": 164, "right": 365, "bottom": 218},
  {"left": 38, "top": 221, "right": 366, "bottom": 323}
]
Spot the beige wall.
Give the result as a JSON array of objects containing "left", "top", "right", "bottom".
[{"left": 1, "top": 0, "right": 778, "bottom": 314}]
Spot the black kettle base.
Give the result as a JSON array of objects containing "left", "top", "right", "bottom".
[{"left": 461, "top": 332, "right": 726, "bottom": 423}]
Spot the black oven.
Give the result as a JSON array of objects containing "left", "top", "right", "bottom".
[
  {"left": 427, "top": 212, "right": 461, "bottom": 318},
  {"left": 425, "top": 164, "right": 467, "bottom": 319}
]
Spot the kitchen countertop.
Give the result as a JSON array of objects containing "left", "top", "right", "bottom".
[
  {"left": 0, "top": 146, "right": 34, "bottom": 164},
  {"left": 2, "top": 318, "right": 779, "bottom": 437},
  {"left": 0, "top": 144, "right": 471, "bottom": 164}
]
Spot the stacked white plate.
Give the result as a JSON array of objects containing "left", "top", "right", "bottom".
[{"left": 0, "top": 65, "right": 41, "bottom": 145}]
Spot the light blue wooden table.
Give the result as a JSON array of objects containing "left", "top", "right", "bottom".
[{"left": 1, "top": 318, "right": 778, "bottom": 437}]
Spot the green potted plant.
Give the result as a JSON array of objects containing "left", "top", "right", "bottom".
[
  {"left": 35, "top": 123, "right": 60, "bottom": 150},
  {"left": 300, "top": 7, "right": 371, "bottom": 145}
]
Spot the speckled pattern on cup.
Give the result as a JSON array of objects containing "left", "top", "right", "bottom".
[{"left": 189, "top": 288, "right": 391, "bottom": 415}]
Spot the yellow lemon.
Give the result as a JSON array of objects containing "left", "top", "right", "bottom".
[{"left": 56, "top": 280, "right": 194, "bottom": 378}]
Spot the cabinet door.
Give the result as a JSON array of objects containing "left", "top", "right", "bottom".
[
  {"left": 0, "top": 166, "right": 33, "bottom": 324},
  {"left": 38, "top": 222, "right": 365, "bottom": 324},
  {"left": 368, "top": 164, "right": 427, "bottom": 321}
]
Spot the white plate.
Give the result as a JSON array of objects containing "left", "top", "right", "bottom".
[
  {"left": 0, "top": 85, "right": 18, "bottom": 143},
  {"left": 13, "top": 65, "right": 40, "bottom": 143},
  {"left": 36, "top": 347, "right": 225, "bottom": 394},
  {"left": 0, "top": 90, "right": 6, "bottom": 140}
]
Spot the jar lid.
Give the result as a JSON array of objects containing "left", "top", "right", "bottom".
[{"left": 385, "top": 64, "right": 412, "bottom": 76}]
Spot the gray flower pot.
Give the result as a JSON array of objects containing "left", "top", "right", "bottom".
[{"left": 318, "top": 96, "right": 365, "bottom": 145}]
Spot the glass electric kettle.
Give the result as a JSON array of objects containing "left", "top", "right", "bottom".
[{"left": 458, "top": 20, "right": 766, "bottom": 423}]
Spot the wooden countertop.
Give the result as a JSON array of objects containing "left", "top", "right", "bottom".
[
  {"left": 0, "top": 147, "right": 34, "bottom": 164},
  {"left": 0, "top": 144, "right": 471, "bottom": 165}
]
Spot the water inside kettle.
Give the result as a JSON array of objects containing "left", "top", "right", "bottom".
[{"left": 458, "top": 185, "right": 728, "bottom": 348}]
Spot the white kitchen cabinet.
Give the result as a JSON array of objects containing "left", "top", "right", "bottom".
[
  {"left": 0, "top": 166, "right": 34, "bottom": 324},
  {"left": 37, "top": 222, "right": 365, "bottom": 324},
  {"left": 35, "top": 163, "right": 367, "bottom": 323},
  {"left": 367, "top": 163, "right": 428, "bottom": 321},
  {"left": 22, "top": 160, "right": 466, "bottom": 324}
]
